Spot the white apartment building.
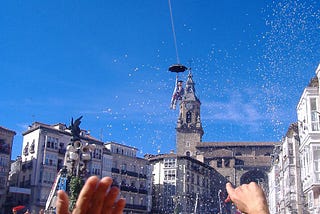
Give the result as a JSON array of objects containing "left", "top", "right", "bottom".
[
  {"left": 18, "top": 121, "right": 108, "bottom": 213},
  {"left": 297, "top": 64, "right": 320, "bottom": 213},
  {"left": 105, "top": 142, "right": 152, "bottom": 214},
  {"left": 268, "top": 164, "right": 280, "bottom": 213},
  {"left": 268, "top": 123, "right": 304, "bottom": 214}
]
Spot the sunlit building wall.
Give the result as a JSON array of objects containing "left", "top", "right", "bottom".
[
  {"left": 106, "top": 142, "right": 152, "bottom": 214},
  {"left": 147, "top": 153, "right": 228, "bottom": 214},
  {"left": 17, "top": 122, "right": 107, "bottom": 213},
  {"left": 268, "top": 145, "right": 281, "bottom": 214},
  {"left": 5, "top": 156, "right": 30, "bottom": 214},
  {"left": 297, "top": 64, "right": 320, "bottom": 213},
  {"left": 270, "top": 123, "right": 304, "bottom": 214},
  {"left": 0, "top": 126, "right": 16, "bottom": 213}
]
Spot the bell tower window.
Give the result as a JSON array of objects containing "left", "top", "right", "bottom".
[{"left": 186, "top": 111, "right": 192, "bottom": 123}]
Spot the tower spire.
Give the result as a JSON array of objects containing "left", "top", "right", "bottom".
[{"left": 176, "top": 71, "right": 203, "bottom": 157}]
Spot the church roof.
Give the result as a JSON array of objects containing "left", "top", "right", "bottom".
[
  {"left": 0, "top": 126, "right": 16, "bottom": 135},
  {"left": 197, "top": 141, "right": 278, "bottom": 148}
]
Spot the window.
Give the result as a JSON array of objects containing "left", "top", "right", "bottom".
[
  {"left": 113, "top": 160, "right": 118, "bottom": 168},
  {"left": 217, "top": 159, "right": 222, "bottom": 168},
  {"left": 0, "top": 176, "right": 5, "bottom": 188},
  {"left": 46, "top": 136, "right": 58, "bottom": 149},
  {"left": 313, "top": 147, "right": 320, "bottom": 173},
  {"left": 186, "top": 111, "right": 192, "bottom": 123},
  {"left": 121, "top": 179, "right": 126, "bottom": 186},
  {"left": 310, "top": 98, "right": 319, "bottom": 131},
  {"left": 164, "top": 182, "right": 176, "bottom": 196},
  {"left": 121, "top": 163, "right": 127, "bottom": 171},
  {"left": 0, "top": 156, "right": 9, "bottom": 172},
  {"left": 140, "top": 197, "right": 144, "bottom": 206},
  {"left": 164, "top": 158, "right": 176, "bottom": 168},
  {"left": 308, "top": 191, "right": 313, "bottom": 208},
  {"left": 224, "top": 159, "right": 230, "bottom": 167},
  {"left": 186, "top": 171, "right": 190, "bottom": 182},
  {"left": 164, "top": 169, "right": 176, "bottom": 181},
  {"left": 45, "top": 153, "right": 57, "bottom": 166}
]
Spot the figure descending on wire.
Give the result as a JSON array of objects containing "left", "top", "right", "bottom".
[
  {"left": 167, "top": 0, "right": 188, "bottom": 110},
  {"left": 170, "top": 76, "right": 184, "bottom": 110},
  {"left": 169, "top": 64, "right": 188, "bottom": 110}
]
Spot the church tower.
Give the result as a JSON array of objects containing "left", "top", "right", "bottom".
[{"left": 176, "top": 71, "right": 204, "bottom": 157}]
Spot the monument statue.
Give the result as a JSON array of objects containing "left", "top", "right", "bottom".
[{"left": 69, "top": 116, "right": 83, "bottom": 142}]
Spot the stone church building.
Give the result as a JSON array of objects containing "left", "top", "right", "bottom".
[{"left": 175, "top": 71, "right": 276, "bottom": 189}]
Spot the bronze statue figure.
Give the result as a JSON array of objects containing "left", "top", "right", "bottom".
[{"left": 69, "top": 116, "right": 83, "bottom": 142}]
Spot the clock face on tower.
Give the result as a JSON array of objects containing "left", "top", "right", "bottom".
[{"left": 185, "top": 102, "right": 193, "bottom": 110}]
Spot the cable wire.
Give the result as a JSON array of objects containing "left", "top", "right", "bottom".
[{"left": 168, "top": 0, "right": 180, "bottom": 64}]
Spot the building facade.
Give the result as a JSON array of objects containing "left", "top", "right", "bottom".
[
  {"left": 106, "top": 142, "right": 152, "bottom": 214},
  {"left": 297, "top": 64, "right": 320, "bottom": 213},
  {"left": 146, "top": 153, "right": 228, "bottom": 214},
  {"left": 197, "top": 142, "right": 274, "bottom": 189},
  {"left": 268, "top": 123, "right": 304, "bottom": 214},
  {"left": 0, "top": 126, "right": 16, "bottom": 213},
  {"left": 268, "top": 150, "right": 281, "bottom": 214},
  {"left": 6, "top": 156, "right": 33, "bottom": 214},
  {"left": 175, "top": 71, "right": 275, "bottom": 191},
  {"left": 16, "top": 122, "right": 108, "bottom": 213}
]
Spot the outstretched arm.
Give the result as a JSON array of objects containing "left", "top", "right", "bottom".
[
  {"left": 56, "top": 176, "right": 126, "bottom": 214},
  {"left": 226, "top": 182, "right": 269, "bottom": 214}
]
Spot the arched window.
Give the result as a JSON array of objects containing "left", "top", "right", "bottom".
[{"left": 186, "top": 151, "right": 191, "bottom": 156}]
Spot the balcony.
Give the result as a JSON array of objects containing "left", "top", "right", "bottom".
[
  {"left": 21, "top": 161, "right": 33, "bottom": 171},
  {"left": 125, "top": 203, "right": 147, "bottom": 211},
  {"left": 20, "top": 180, "right": 31, "bottom": 188},
  {"left": 139, "top": 173, "right": 147, "bottom": 179},
  {"left": 120, "top": 185, "right": 138, "bottom": 193},
  {"left": 111, "top": 167, "right": 120, "bottom": 173},
  {"left": 126, "top": 170, "right": 138, "bottom": 177},
  {"left": 138, "top": 188, "right": 148, "bottom": 194},
  {"left": 58, "top": 148, "right": 66, "bottom": 154}
]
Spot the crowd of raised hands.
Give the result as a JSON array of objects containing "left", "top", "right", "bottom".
[
  {"left": 226, "top": 181, "right": 270, "bottom": 214},
  {"left": 55, "top": 176, "right": 269, "bottom": 214},
  {"left": 56, "top": 176, "right": 125, "bottom": 214}
]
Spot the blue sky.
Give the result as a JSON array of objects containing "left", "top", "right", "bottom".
[{"left": 1, "top": 0, "right": 320, "bottom": 159}]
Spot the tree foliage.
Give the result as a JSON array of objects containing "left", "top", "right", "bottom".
[{"left": 69, "top": 176, "right": 84, "bottom": 211}]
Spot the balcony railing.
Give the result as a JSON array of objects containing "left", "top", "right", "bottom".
[
  {"left": 126, "top": 171, "right": 139, "bottom": 177},
  {"left": 125, "top": 203, "right": 147, "bottom": 211},
  {"left": 139, "top": 173, "right": 147, "bottom": 179},
  {"left": 111, "top": 168, "right": 120, "bottom": 173},
  {"left": 19, "top": 180, "right": 31, "bottom": 188},
  {"left": 120, "top": 185, "right": 138, "bottom": 193},
  {"left": 138, "top": 188, "right": 148, "bottom": 194},
  {"left": 58, "top": 148, "right": 66, "bottom": 154}
]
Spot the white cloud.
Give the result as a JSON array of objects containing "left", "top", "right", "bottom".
[{"left": 201, "top": 90, "right": 265, "bottom": 125}]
